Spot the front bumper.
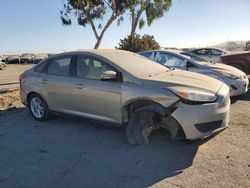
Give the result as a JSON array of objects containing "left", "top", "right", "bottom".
[
  {"left": 171, "top": 84, "right": 230, "bottom": 140},
  {"left": 229, "top": 77, "right": 249, "bottom": 96}
]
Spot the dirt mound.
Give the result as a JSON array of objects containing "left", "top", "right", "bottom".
[{"left": 0, "top": 89, "right": 23, "bottom": 110}]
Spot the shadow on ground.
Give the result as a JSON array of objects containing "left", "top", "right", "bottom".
[
  {"left": 231, "top": 89, "right": 250, "bottom": 104},
  {"left": 0, "top": 108, "right": 209, "bottom": 188}
]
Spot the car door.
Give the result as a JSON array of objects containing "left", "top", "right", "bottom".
[
  {"left": 41, "top": 55, "right": 74, "bottom": 113},
  {"left": 208, "top": 49, "right": 223, "bottom": 62},
  {"left": 71, "top": 54, "right": 122, "bottom": 124},
  {"left": 155, "top": 52, "right": 187, "bottom": 70}
]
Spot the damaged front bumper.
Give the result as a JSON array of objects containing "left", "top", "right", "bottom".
[{"left": 170, "top": 86, "right": 230, "bottom": 140}]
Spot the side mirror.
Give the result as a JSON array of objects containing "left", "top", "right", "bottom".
[{"left": 100, "top": 70, "right": 117, "bottom": 81}]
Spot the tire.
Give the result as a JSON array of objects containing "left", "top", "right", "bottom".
[{"left": 28, "top": 94, "right": 50, "bottom": 121}]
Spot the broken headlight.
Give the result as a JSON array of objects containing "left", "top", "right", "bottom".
[{"left": 170, "top": 90, "right": 218, "bottom": 104}]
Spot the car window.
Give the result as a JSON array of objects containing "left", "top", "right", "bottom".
[
  {"left": 76, "top": 55, "right": 115, "bottom": 80},
  {"left": 140, "top": 52, "right": 154, "bottom": 60},
  {"left": 34, "top": 61, "right": 47, "bottom": 73},
  {"left": 47, "top": 57, "right": 71, "bottom": 76},
  {"left": 210, "top": 49, "right": 223, "bottom": 55},
  {"left": 155, "top": 52, "right": 187, "bottom": 68},
  {"left": 194, "top": 49, "right": 208, "bottom": 55}
]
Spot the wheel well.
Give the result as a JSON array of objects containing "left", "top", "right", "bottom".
[
  {"left": 122, "top": 99, "right": 186, "bottom": 140},
  {"left": 27, "top": 92, "right": 43, "bottom": 104},
  {"left": 122, "top": 99, "right": 164, "bottom": 122}
]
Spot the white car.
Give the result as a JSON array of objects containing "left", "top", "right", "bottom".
[
  {"left": 187, "top": 48, "right": 227, "bottom": 62},
  {"left": 139, "top": 50, "right": 249, "bottom": 97}
]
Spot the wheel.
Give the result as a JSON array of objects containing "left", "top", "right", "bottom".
[{"left": 28, "top": 94, "right": 49, "bottom": 121}]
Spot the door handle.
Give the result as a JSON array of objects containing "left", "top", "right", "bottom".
[
  {"left": 74, "top": 84, "right": 85, "bottom": 89},
  {"left": 41, "top": 79, "right": 47, "bottom": 84}
]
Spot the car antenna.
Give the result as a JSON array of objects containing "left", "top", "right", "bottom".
[{"left": 60, "top": 47, "right": 66, "bottom": 52}]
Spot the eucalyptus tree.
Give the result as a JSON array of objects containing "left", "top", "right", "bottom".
[{"left": 60, "top": 0, "right": 129, "bottom": 48}]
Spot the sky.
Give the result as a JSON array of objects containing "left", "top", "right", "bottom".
[{"left": 0, "top": 0, "right": 250, "bottom": 55}]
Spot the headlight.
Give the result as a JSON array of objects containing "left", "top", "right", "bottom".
[
  {"left": 215, "top": 70, "right": 240, "bottom": 80},
  {"left": 171, "top": 90, "right": 217, "bottom": 104}
]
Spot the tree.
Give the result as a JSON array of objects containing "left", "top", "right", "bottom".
[
  {"left": 60, "top": 0, "right": 129, "bottom": 49},
  {"left": 117, "top": 33, "right": 160, "bottom": 53},
  {"left": 128, "top": 0, "right": 172, "bottom": 36}
]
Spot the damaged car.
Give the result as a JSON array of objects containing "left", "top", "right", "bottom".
[
  {"left": 19, "top": 50, "right": 230, "bottom": 144},
  {"left": 6, "top": 55, "right": 21, "bottom": 64},
  {"left": 21, "top": 53, "right": 35, "bottom": 64},
  {"left": 139, "top": 50, "right": 249, "bottom": 97}
]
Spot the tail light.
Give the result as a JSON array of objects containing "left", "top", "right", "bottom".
[{"left": 19, "top": 73, "right": 25, "bottom": 82}]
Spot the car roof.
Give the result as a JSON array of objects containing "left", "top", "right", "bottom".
[
  {"left": 47, "top": 49, "right": 169, "bottom": 78},
  {"left": 189, "top": 47, "right": 226, "bottom": 52}
]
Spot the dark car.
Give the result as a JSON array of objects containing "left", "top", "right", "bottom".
[
  {"left": 220, "top": 52, "right": 250, "bottom": 75},
  {"left": 6, "top": 55, "right": 21, "bottom": 64}
]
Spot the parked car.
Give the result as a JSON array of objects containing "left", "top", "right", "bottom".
[
  {"left": 139, "top": 50, "right": 248, "bottom": 97},
  {"left": 244, "top": 41, "right": 250, "bottom": 51},
  {"left": 220, "top": 52, "right": 250, "bottom": 75},
  {"left": 187, "top": 48, "right": 227, "bottom": 62},
  {"left": 6, "top": 55, "right": 21, "bottom": 64},
  {"left": 0, "top": 57, "right": 6, "bottom": 70},
  {"left": 21, "top": 53, "right": 35, "bottom": 64},
  {"left": 19, "top": 50, "right": 230, "bottom": 144},
  {"left": 33, "top": 53, "right": 48, "bottom": 64}
]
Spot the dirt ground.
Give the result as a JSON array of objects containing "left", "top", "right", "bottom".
[
  {"left": 0, "top": 64, "right": 34, "bottom": 91},
  {"left": 0, "top": 89, "right": 249, "bottom": 188}
]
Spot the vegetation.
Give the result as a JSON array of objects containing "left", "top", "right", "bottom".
[
  {"left": 60, "top": 0, "right": 129, "bottom": 49},
  {"left": 128, "top": 0, "right": 172, "bottom": 36},
  {"left": 60, "top": 1, "right": 172, "bottom": 49},
  {"left": 117, "top": 34, "right": 160, "bottom": 53}
]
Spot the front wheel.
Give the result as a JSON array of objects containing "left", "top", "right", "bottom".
[{"left": 28, "top": 94, "right": 49, "bottom": 121}]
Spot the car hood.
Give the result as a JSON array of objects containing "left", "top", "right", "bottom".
[
  {"left": 142, "top": 69, "right": 223, "bottom": 95},
  {"left": 203, "top": 62, "right": 246, "bottom": 76}
]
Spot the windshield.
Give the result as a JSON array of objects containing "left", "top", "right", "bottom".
[{"left": 103, "top": 51, "right": 170, "bottom": 78}]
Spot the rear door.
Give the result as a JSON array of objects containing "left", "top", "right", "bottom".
[
  {"left": 71, "top": 54, "right": 122, "bottom": 124},
  {"left": 41, "top": 55, "right": 74, "bottom": 113}
]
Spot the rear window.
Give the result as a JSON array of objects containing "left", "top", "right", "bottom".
[{"left": 34, "top": 61, "right": 47, "bottom": 73}]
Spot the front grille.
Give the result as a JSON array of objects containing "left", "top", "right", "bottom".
[
  {"left": 221, "top": 94, "right": 230, "bottom": 107},
  {"left": 195, "top": 120, "right": 223, "bottom": 133}
]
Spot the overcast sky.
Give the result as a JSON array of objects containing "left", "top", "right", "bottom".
[{"left": 0, "top": 0, "right": 250, "bottom": 54}]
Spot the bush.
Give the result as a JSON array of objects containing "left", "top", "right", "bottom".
[{"left": 117, "top": 34, "right": 160, "bottom": 53}]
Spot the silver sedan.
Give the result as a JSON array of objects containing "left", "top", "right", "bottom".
[{"left": 19, "top": 50, "right": 230, "bottom": 144}]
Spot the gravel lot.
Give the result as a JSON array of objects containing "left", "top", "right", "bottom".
[
  {"left": 0, "top": 64, "right": 249, "bottom": 188},
  {"left": 0, "top": 90, "right": 249, "bottom": 188},
  {"left": 0, "top": 64, "right": 34, "bottom": 91}
]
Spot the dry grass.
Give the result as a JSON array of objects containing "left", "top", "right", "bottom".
[{"left": 0, "top": 89, "right": 23, "bottom": 110}]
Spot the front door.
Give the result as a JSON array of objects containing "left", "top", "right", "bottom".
[{"left": 71, "top": 54, "right": 122, "bottom": 124}]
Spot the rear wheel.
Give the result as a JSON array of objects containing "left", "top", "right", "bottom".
[{"left": 28, "top": 94, "right": 49, "bottom": 121}]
